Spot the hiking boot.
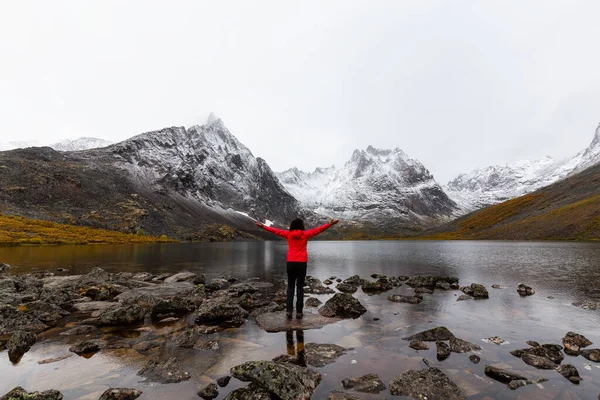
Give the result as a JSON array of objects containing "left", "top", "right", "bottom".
[
  {"left": 296, "top": 313, "right": 303, "bottom": 320},
  {"left": 286, "top": 312, "right": 293, "bottom": 319}
]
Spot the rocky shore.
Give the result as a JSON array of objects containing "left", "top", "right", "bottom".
[{"left": 1, "top": 262, "right": 599, "bottom": 399}]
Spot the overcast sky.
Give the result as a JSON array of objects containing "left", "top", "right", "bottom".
[{"left": 1, "top": 1, "right": 600, "bottom": 183}]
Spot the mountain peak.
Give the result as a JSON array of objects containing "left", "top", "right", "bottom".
[{"left": 206, "top": 112, "right": 220, "bottom": 125}]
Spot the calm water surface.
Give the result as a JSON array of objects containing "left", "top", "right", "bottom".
[{"left": 1, "top": 240, "right": 600, "bottom": 399}]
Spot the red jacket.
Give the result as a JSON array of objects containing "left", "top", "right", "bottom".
[{"left": 261, "top": 223, "right": 332, "bottom": 262}]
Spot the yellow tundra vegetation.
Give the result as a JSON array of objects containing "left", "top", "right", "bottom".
[{"left": 0, "top": 213, "right": 176, "bottom": 246}]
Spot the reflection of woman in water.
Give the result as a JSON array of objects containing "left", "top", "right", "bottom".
[
  {"left": 257, "top": 218, "right": 340, "bottom": 319},
  {"left": 286, "top": 330, "right": 306, "bottom": 367}
]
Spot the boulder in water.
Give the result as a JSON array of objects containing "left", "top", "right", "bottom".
[
  {"left": 319, "top": 293, "right": 366, "bottom": 319},
  {"left": 389, "top": 367, "right": 466, "bottom": 399}
]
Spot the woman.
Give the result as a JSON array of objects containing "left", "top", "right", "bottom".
[{"left": 256, "top": 218, "right": 339, "bottom": 319}]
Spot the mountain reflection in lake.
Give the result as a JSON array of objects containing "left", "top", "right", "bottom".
[{"left": 1, "top": 240, "right": 599, "bottom": 399}]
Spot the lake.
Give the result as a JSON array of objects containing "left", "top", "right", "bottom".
[{"left": 1, "top": 240, "right": 600, "bottom": 399}]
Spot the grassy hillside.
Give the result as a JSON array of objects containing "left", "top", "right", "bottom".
[
  {"left": 419, "top": 163, "right": 600, "bottom": 241},
  {"left": 0, "top": 213, "right": 176, "bottom": 246}
]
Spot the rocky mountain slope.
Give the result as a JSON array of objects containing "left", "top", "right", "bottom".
[
  {"left": 423, "top": 161, "right": 600, "bottom": 240},
  {"left": 277, "top": 146, "right": 458, "bottom": 227},
  {"left": 446, "top": 123, "right": 600, "bottom": 212},
  {"left": 0, "top": 117, "right": 303, "bottom": 239},
  {"left": 0, "top": 137, "right": 113, "bottom": 152}
]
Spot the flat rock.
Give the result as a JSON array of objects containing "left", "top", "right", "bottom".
[
  {"left": 99, "top": 388, "right": 143, "bottom": 400},
  {"left": 557, "top": 364, "right": 582, "bottom": 384},
  {"left": 71, "top": 301, "right": 119, "bottom": 313},
  {"left": 138, "top": 357, "right": 191, "bottom": 383},
  {"left": 255, "top": 311, "right": 342, "bottom": 332},
  {"left": 115, "top": 282, "right": 196, "bottom": 302},
  {"left": 342, "top": 373, "right": 386, "bottom": 394},
  {"left": 511, "top": 344, "right": 564, "bottom": 364},
  {"left": 318, "top": 293, "right": 367, "bottom": 319},
  {"left": 305, "top": 343, "right": 348, "bottom": 367},
  {"left": 0, "top": 386, "right": 64, "bottom": 400},
  {"left": 389, "top": 367, "right": 466, "bottom": 399},
  {"left": 230, "top": 360, "right": 322, "bottom": 400},
  {"left": 59, "top": 325, "right": 98, "bottom": 336},
  {"left": 403, "top": 326, "right": 455, "bottom": 342},
  {"left": 521, "top": 353, "right": 558, "bottom": 369},
  {"left": 388, "top": 294, "right": 422, "bottom": 304},
  {"left": 38, "top": 354, "right": 73, "bottom": 365},
  {"left": 484, "top": 365, "right": 527, "bottom": 384},
  {"left": 164, "top": 271, "right": 204, "bottom": 284}
]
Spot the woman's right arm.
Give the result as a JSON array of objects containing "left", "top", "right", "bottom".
[{"left": 256, "top": 222, "right": 289, "bottom": 238}]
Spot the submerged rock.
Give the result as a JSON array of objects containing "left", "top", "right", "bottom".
[
  {"left": 521, "top": 353, "right": 558, "bottom": 369},
  {"left": 230, "top": 360, "right": 322, "bottom": 400},
  {"left": 319, "top": 293, "right": 367, "bottom": 319},
  {"left": 414, "top": 287, "right": 434, "bottom": 295},
  {"left": 511, "top": 344, "right": 564, "bottom": 364},
  {"left": 0, "top": 386, "right": 64, "bottom": 400},
  {"left": 387, "top": 294, "right": 422, "bottom": 304},
  {"left": 405, "top": 276, "right": 459, "bottom": 289},
  {"left": 7, "top": 331, "right": 37, "bottom": 363},
  {"left": 409, "top": 340, "right": 430, "bottom": 351},
  {"left": 389, "top": 367, "right": 466, "bottom": 399},
  {"left": 449, "top": 337, "right": 482, "bottom": 353},
  {"left": 456, "top": 295, "right": 472, "bottom": 301},
  {"left": 484, "top": 365, "right": 527, "bottom": 384},
  {"left": 562, "top": 331, "right": 593, "bottom": 356},
  {"left": 557, "top": 364, "right": 582, "bottom": 384},
  {"left": 98, "top": 388, "right": 143, "bottom": 400},
  {"left": 507, "top": 379, "right": 548, "bottom": 391},
  {"left": 59, "top": 325, "right": 97, "bottom": 336},
  {"left": 581, "top": 349, "right": 600, "bottom": 362},
  {"left": 572, "top": 299, "right": 599, "bottom": 310},
  {"left": 436, "top": 341, "right": 451, "bottom": 361},
  {"left": 403, "top": 326, "right": 455, "bottom": 342},
  {"left": 517, "top": 283, "right": 535, "bottom": 296},
  {"left": 197, "top": 382, "right": 219, "bottom": 400},
  {"left": 483, "top": 336, "right": 506, "bottom": 345},
  {"left": 328, "top": 391, "right": 360, "bottom": 400},
  {"left": 335, "top": 283, "right": 358, "bottom": 294},
  {"left": 305, "top": 343, "right": 348, "bottom": 367},
  {"left": 341, "top": 373, "right": 386, "bottom": 394},
  {"left": 256, "top": 311, "right": 341, "bottom": 332},
  {"left": 138, "top": 357, "right": 191, "bottom": 384}
]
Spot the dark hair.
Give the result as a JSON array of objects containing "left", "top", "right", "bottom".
[{"left": 289, "top": 218, "right": 305, "bottom": 231}]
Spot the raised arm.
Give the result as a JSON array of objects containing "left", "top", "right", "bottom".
[
  {"left": 305, "top": 219, "right": 340, "bottom": 239},
  {"left": 256, "top": 222, "right": 289, "bottom": 238}
]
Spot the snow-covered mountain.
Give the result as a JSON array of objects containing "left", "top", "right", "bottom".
[
  {"left": 446, "top": 123, "right": 600, "bottom": 212},
  {"left": 98, "top": 115, "right": 302, "bottom": 226},
  {"left": 277, "top": 146, "right": 457, "bottom": 225},
  {"left": 0, "top": 137, "right": 112, "bottom": 152}
]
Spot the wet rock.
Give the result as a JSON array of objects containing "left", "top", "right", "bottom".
[
  {"left": 336, "top": 278, "right": 342, "bottom": 283},
  {"left": 521, "top": 353, "right": 558, "bottom": 369},
  {"left": 71, "top": 301, "right": 119, "bottom": 313},
  {"left": 469, "top": 355, "right": 481, "bottom": 364},
  {"left": 250, "top": 302, "right": 286, "bottom": 317},
  {"left": 255, "top": 311, "right": 341, "bottom": 332},
  {"left": 517, "top": 283, "right": 535, "bottom": 296},
  {"left": 484, "top": 365, "right": 527, "bottom": 384},
  {"left": 138, "top": 357, "right": 191, "bottom": 383},
  {"left": 305, "top": 343, "right": 348, "bottom": 367},
  {"left": 562, "top": 331, "right": 593, "bottom": 356},
  {"left": 335, "top": 283, "right": 358, "bottom": 294},
  {"left": 158, "top": 317, "right": 178, "bottom": 323},
  {"left": 526, "top": 340, "right": 540, "bottom": 347},
  {"left": 0, "top": 303, "right": 47, "bottom": 335},
  {"left": 19, "top": 301, "right": 70, "bottom": 325},
  {"left": 323, "top": 279, "right": 333, "bottom": 285},
  {"left": 449, "top": 337, "right": 482, "bottom": 353},
  {"left": 343, "top": 275, "right": 363, "bottom": 285},
  {"left": 99, "top": 304, "right": 146, "bottom": 325},
  {"left": 507, "top": 380, "right": 534, "bottom": 390},
  {"left": 436, "top": 341, "right": 451, "bottom": 360},
  {"left": 164, "top": 271, "right": 204, "bottom": 284},
  {"left": 581, "top": 349, "right": 600, "bottom": 362},
  {"left": 409, "top": 340, "right": 430, "bottom": 350},
  {"left": 319, "top": 293, "right": 367, "bottom": 319},
  {"left": 387, "top": 294, "right": 422, "bottom": 304},
  {"left": 483, "top": 336, "right": 506, "bottom": 345},
  {"left": 361, "top": 280, "right": 393, "bottom": 293},
  {"left": 228, "top": 283, "right": 258, "bottom": 296},
  {"left": 7, "top": 331, "right": 37, "bottom": 363},
  {"left": 151, "top": 273, "right": 173, "bottom": 282},
  {"left": 197, "top": 382, "right": 219, "bottom": 400},
  {"left": 389, "top": 367, "right": 466, "bottom": 399},
  {"left": 572, "top": 299, "right": 599, "bottom": 310},
  {"left": 461, "top": 283, "right": 489, "bottom": 299},
  {"left": 491, "top": 284, "right": 505, "bottom": 289},
  {"left": 133, "top": 272, "right": 154, "bottom": 281},
  {"left": 328, "top": 391, "right": 360, "bottom": 400},
  {"left": 0, "top": 386, "right": 64, "bottom": 400},
  {"left": 511, "top": 344, "right": 564, "bottom": 364},
  {"left": 217, "top": 375, "right": 232, "bottom": 387},
  {"left": 305, "top": 278, "right": 335, "bottom": 295},
  {"left": 223, "top": 384, "right": 272, "bottom": 400},
  {"left": 406, "top": 275, "right": 459, "bottom": 289},
  {"left": 98, "top": 388, "right": 143, "bottom": 400},
  {"left": 557, "top": 364, "right": 582, "bottom": 384},
  {"left": 151, "top": 296, "right": 196, "bottom": 318},
  {"left": 230, "top": 360, "right": 322, "bottom": 400},
  {"left": 207, "top": 278, "right": 231, "bottom": 292},
  {"left": 69, "top": 339, "right": 107, "bottom": 355},
  {"left": 194, "top": 301, "right": 248, "bottom": 324},
  {"left": 403, "top": 326, "right": 455, "bottom": 342},
  {"left": 59, "top": 325, "right": 97, "bottom": 336},
  {"left": 305, "top": 297, "right": 322, "bottom": 307},
  {"left": 456, "top": 295, "right": 472, "bottom": 301},
  {"left": 342, "top": 373, "right": 386, "bottom": 394},
  {"left": 436, "top": 281, "right": 451, "bottom": 290},
  {"left": 37, "top": 354, "right": 73, "bottom": 365},
  {"left": 414, "top": 287, "right": 434, "bottom": 294},
  {"left": 172, "top": 326, "right": 219, "bottom": 350}
]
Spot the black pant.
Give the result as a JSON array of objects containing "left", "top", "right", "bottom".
[{"left": 287, "top": 262, "right": 307, "bottom": 314}]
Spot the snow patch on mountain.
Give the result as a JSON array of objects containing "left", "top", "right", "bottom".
[
  {"left": 277, "top": 145, "right": 457, "bottom": 224},
  {"left": 0, "top": 137, "right": 113, "bottom": 152},
  {"left": 446, "top": 123, "right": 600, "bottom": 212}
]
